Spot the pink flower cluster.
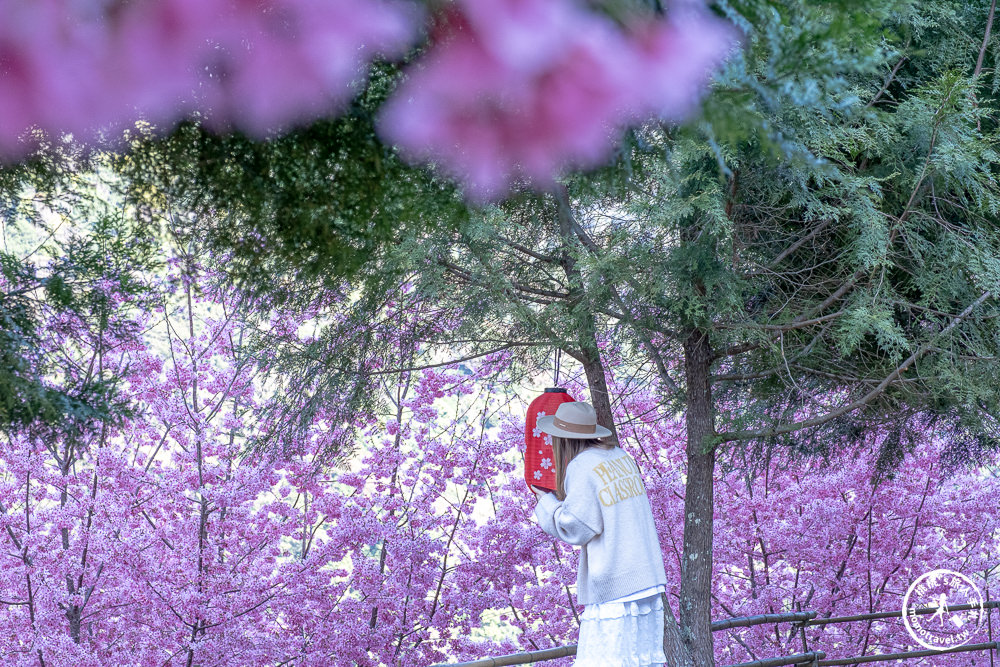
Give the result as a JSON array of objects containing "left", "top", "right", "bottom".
[
  {"left": 379, "top": 0, "right": 736, "bottom": 199},
  {"left": 0, "top": 0, "right": 734, "bottom": 200},
  {"left": 0, "top": 0, "right": 417, "bottom": 154}
]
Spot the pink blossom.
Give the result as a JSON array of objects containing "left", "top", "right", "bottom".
[
  {"left": 0, "top": 2, "right": 108, "bottom": 153},
  {"left": 1, "top": 0, "right": 732, "bottom": 201},
  {"left": 460, "top": 0, "right": 584, "bottom": 73},
  {"left": 378, "top": 1, "right": 630, "bottom": 200},
  {"left": 628, "top": 8, "right": 738, "bottom": 120},
  {"left": 108, "top": 0, "right": 228, "bottom": 127},
  {"left": 379, "top": 0, "right": 736, "bottom": 200},
  {"left": 0, "top": 0, "right": 419, "bottom": 156},
  {"left": 199, "top": 0, "right": 420, "bottom": 134}
]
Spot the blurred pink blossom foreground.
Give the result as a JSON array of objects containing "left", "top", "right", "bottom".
[
  {"left": 0, "top": 0, "right": 417, "bottom": 152},
  {"left": 379, "top": 0, "right": 736, "bottom": 200},
  {"left": 0, "top": 0, "right": 735, "bottom": 200}
]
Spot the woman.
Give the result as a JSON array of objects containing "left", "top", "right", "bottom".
[{"left": 533, "top": 400, "right": 667, "bottom": 667}]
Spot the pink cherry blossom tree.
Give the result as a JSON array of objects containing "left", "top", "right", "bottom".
[
  {"left": 428, "top": 360, "right": 1000, "bottom": 666},
  {"left": 2, "top": 230, "right": 997, "bottom": 666}
]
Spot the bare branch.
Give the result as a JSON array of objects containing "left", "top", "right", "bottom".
[
  {"left": 975, "top": 0, "right": 997, "bottom": 78},
  {"left": 865, "top": 52, "right": 909, "bottom": 109}
]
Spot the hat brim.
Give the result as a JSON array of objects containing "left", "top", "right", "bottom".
[{"left": 536, "top": 415, "right": 612, "bottom": 440}]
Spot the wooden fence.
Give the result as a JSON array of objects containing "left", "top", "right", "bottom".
[{"left": 429, "top": 600, "right": 1000, "bottom": 667}]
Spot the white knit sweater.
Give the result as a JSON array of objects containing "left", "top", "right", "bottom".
[{"left": 534, "top": 446, "right": 667, "bottom": 605}]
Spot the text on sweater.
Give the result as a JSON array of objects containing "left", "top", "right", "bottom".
[{"left": 593, "top": 455, "right": 646, "bottom": 507}]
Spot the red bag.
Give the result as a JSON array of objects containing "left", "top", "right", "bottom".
[{"left": 524, "top": 388, "right": 575, "bottom": 492}]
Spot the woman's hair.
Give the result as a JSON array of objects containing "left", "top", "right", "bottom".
[{"left": 552, "top": 436, "right": 615, "bottom": 500}]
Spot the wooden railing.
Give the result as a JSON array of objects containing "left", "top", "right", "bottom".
[{"left": 429, "top": 601, "right": 1000, "bottom": 667}]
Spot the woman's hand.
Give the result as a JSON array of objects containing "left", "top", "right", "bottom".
[{"left": 531, "top": 486, "right": 550, "bottom": 502}]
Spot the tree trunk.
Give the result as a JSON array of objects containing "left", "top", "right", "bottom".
[
  {"left": 679, "top": 327, "right": 717, "bottom": 666},
  {"left": 662, "top": 592, "right": 696, "bottom": 667},
  {"left": 555, "top": 189, "right": 695, "bottom": 664},
  {"left": 554, "top": 192, "right": 617, "bottom": 443},
  {"left": 579, "top": 339, "right": 617, "bottom": 442}
]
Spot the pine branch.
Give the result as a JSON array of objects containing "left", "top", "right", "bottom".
[{"left": 718, "top": 290, "right": 994, "bottom": 444}]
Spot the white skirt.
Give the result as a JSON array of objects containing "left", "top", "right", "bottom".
[{"left": 575, "top": 592, "right": 667, "bottom": 667}]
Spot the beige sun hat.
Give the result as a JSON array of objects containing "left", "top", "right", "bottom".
[{"left": 536, "top": 401, "right": 612, "bottom": 439}]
